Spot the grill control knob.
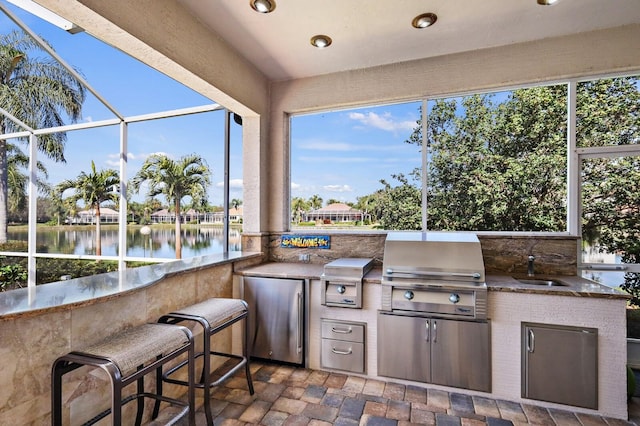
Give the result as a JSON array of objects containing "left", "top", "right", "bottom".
[
  {"left": 404, "top": 290, "right": 414, "bottom": 300},
  {"left": 449, "top": 293, "right": 460, "bottom": 304},
  {"left": 337, "top": 285, "right": 346, "bottom": 294}
]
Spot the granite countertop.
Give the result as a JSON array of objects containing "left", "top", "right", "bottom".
[
  {"left": 486, "top": 274, "right": 629, "bottom": 299},
  {"left": 236, "top": 262, "right": 629, "bottom": 300},
  {"left": 0, "top": 252, "right": 262, "bottom": 319}
]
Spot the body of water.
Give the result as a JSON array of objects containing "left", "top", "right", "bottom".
[{"left": 7, "top": 226, "right": 241, "bottom": 259}]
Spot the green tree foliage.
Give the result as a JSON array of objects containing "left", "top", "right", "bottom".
[
  {"left": 56, "top": 161, "right": 119, "bottom": 256},
  {"left": 308, "top": 194, "right": 323, "bottom": 210},
  {"left": 291, "top": 196, "right": 310, "bottom": 224},
  {"left": 0, "top": 241, "right": 118, "bottom": 289},
  {"left": 421, "top": 89, "right": 566, "bottom": 231},
  {"left": 6, "top": 143, "right": 50, "bottom": 222},
  {"left": 375, "top": 77, "right": 640, "bottom": 302},
  {"left": 0, "top": 30, "right": 85, "bottom": 241},
  {"left": 373, "top": 174, "right": 421, "bottom": 230},
  {"left": 576, "top": 77, "right": 640, "bottom": 303},
  {"left": 231, "top": 198, "right": 242, "bottom": 210},
  {"left": 131, "top": 153, "right": 211, "bottom": 259},
  {"left": 0, "top": 263, "right": 27, "bottom": 290},
  {"left": 355, "top": 193, "right": 379, "bottom": 224}
]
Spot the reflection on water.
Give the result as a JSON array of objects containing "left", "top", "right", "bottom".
[
  {"left": 7, "top": 226, "right": 242, "bottom": 259},
  {"left": 582, "top": 245, "right": 630, "bottom": 288}
]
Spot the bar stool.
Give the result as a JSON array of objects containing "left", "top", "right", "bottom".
[
  {"left": 157, "top": 298, "right": 254, "bottom": 425},
  {"left": 51, "top": 323, "right": 195, "bottom": 426}
]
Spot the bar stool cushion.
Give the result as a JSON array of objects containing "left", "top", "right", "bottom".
[
  {"left": 172, "top": 298, "right": 247, "bottom": 326},
  {"left": 78, "top": 323, "right": 191, "bottom": 375}
]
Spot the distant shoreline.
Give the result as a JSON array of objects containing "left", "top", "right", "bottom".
[{"left": 7, "top": 223, "right": 241, "bottom": 231}]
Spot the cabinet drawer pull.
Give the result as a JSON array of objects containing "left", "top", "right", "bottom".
[
  {"left": 331, "top": 347, "right": 353, "bottom": 355},
  {"left": 331, "top": 327, "right": 353, "bottom": 334}
]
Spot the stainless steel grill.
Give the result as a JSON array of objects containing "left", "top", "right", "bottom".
[{"left": 380, "top": 232, "right": 487, "bottom": 319}]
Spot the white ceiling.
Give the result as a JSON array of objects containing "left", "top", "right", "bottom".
[{"left": 176, "top": 0, "right": 640, "bottom": 82}]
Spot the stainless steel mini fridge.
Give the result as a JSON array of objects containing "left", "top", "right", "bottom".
[{"left": 242, "top": 276, "right": 307, "bottom": 366}]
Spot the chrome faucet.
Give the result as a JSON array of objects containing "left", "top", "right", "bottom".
[{"left": 527, "top": 255, "right": 536, "bottom": 277}]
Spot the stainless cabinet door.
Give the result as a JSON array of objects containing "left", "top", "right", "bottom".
[
  {"left": 522, "top": 323, "right": 597, "bottom": 409},
  {"left": 243, "top": 276, "right": 304, "bottom": 365},
  {"left": 430, "top": 319, "right": 491, "bottom": 392},
  {"left": 377, "top": 313, "right": 430, "bottom": 383}
]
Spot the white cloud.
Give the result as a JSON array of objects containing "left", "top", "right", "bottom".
[
  {"left": 216, "top": 179, "right": 243, "bottom": 189},
  {"left": 323, "top": 184, "right": 353, "bottom": 193},
  {"left": 348, "top": 111, "right": 415, "bottom": 132},
  {"left": 125, "top": 151, "right": 170, "bottom": 162},
  {"left": 291, "top": 182, "right": 301, "bottom": 190}
]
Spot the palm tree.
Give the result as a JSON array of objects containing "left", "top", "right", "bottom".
[
  {"left": 56, "top": 161, "right": 119, "bottom": 256},
  {"left": 6, "top": 143, "right": 50, "bottom": 217},
  {"left": 0, "top": 30, "right": 85, "bottom": 242},
  {"left": 131, "top": 154, "right": 211, "bottom": 259},
  {"left": 231, "top": 198, "right": 242, "bottom": 210},
  {"left": 290, "top": 197, "right": 309, "bottom": 224},
  {"left": 308, "top": 194, "right": 323, "bottom": 210}
]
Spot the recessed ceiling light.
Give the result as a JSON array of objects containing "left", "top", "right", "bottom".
[
  {"left": 537, "top": 0, "right": 559, "bottom": 4},
  {"left": 412, "top": 13, "right": 437, "bottom": 29},
  {"left": 310, "top": 35, "right": 332, "bottom": 48},
  {"left": 250, "top": 0, "right": 276, "bottom": 13}
]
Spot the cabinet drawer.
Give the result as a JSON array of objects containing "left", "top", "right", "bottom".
[
  {"left": 321, "top": 319, "right": 365, "bottom": 342},
  {"left": 321, "top": 338, "right": 365, "bottom": 373}
]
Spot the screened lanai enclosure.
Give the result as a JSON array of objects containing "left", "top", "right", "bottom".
[{"left": 0, "top": 1, "right": 244, "bottom": 288}]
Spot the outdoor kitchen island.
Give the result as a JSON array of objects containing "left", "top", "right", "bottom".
[{"left": 234, "top": 261, "right": 629, "bottom": 420}]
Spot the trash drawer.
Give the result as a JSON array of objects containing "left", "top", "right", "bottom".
[{"left": 321, "top": 338, "right": 365, "bottom": 374}]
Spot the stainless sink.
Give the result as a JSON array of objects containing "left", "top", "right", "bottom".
[{"left": 514, "top": 278, "right": 566, "bottom": 287}]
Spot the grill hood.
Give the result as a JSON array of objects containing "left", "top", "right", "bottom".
[{"left": 382, "top": 232, "right": 485, "bottom": 285}]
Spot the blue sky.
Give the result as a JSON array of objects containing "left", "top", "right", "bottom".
[
  {"left": 1, "top": 1, "right": 243, "bottom": 206},
  {"left": 1, "top": 1, "right": 427, "bottom": 209},
  {"left": 291, "top": 102, "right": 423, "bottom": 205}
]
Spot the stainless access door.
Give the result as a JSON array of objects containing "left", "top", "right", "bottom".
[
  {"left": 522, "top": 322, "right": 598, "bottom": 409},
  {"left": 242, "top": 276, "right": 305, "bottom": 365},
  {"left": 377, "top": 312, "right": 430, "bottom": 382},
  {"left": 430, "top": 318, "right": 491, "bottom": 392}
]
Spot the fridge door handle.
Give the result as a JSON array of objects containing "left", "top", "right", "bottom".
[
  {"left": 425, "top": 319, "right": 430, "bottom": 342},
  {"left": 527, "top": 329, "right": 535, "bottom": 353},
  {"left": 296, "top": 291, "right": 303, "bottom": 354},
  {"left": 433, "top": 320, "right": 438, "bottom": 343}
]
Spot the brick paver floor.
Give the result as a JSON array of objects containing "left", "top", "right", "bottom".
[{"left": 177, "top": 360, "right": 638, "bottom": 426}]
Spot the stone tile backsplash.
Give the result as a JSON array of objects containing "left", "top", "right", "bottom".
[{"left": 261, "top": 232, "right": 578, "bottom": 276}]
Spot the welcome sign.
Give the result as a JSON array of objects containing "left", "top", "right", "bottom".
[{"left": 281, "top": 235, "right": 330, "bottom": 249}]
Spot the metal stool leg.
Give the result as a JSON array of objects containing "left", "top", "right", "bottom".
[
  {"left": 134, "top": 364, "right": 146, "bottom": 426},
  {"left": 244, "top": 308, "right": 255, "bottom": 395},
  {"left": 158, "top": 298, "right": 254, "bottom": 426}
]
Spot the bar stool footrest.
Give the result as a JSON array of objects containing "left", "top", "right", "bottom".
[{"left": 163, "top": 351, "right": 248, "bottom": 389}]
